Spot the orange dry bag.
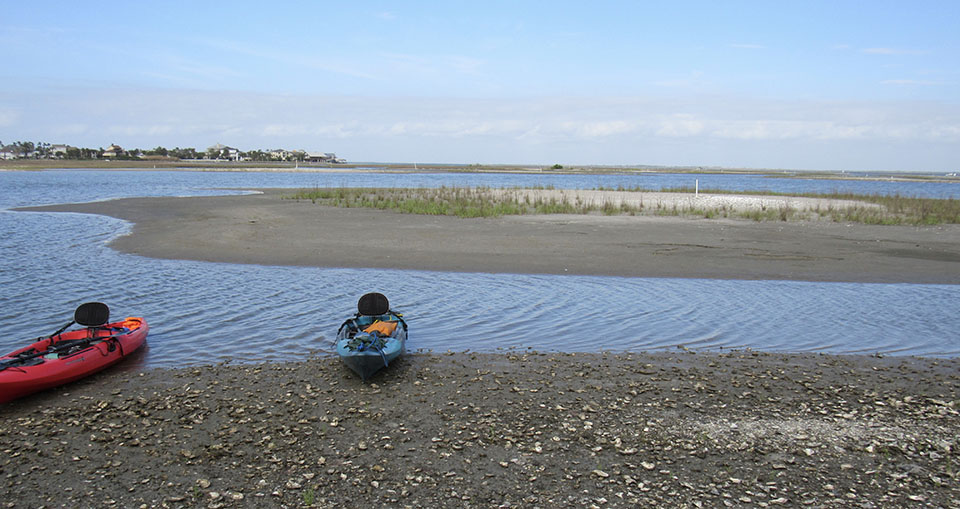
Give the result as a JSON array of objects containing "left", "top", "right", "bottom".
[{"left": 363, "top": 320, "right": 398, "bottom": 336}]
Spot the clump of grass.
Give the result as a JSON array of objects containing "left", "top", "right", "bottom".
[
  {"left": 736, "top": 206, "right": 795, "bottom": 222},
  {"left": 832, "top": 193, "right": 960, "bottom": 225},
  {"left": 531, "top": 197, "right": 579, "bottom": 215}
]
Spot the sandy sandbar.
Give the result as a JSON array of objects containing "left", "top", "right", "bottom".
[{"left": 18, "top": 189, "right": 960, "bottom": 283}]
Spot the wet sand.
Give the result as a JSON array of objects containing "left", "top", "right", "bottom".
[{"left": 18, "top": 189, "right": 960, "bottom": 283}]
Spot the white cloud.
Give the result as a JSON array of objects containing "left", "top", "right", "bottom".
[
  {"left": 105, "top": 125, "right": 176, "bottom": 137},
  {"left": 656, "top": 114, "right": 705, "bottom": 137},
  {"left": 576, "top": 120, "right": 635, "bottom": 138},
  {"left": 931, "top": 125, "right": 960, "bottom": 138},
  {"left": 707, "top": 118, "right": 959, "bottom": 143},
  {"left": 712, "top": 120, "right": 821, "bottom": 141}
]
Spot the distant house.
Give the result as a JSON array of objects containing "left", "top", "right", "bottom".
[
  {"left": 268, "top": 149, "right": 295, "bottom": 161},
  {"left": 305, "top": 151, "right": 337, "bottom": 163},
  {"left": 0, "top": 149, "right": 16, "bottom": 160},
  {"left": 49, "top": 144, "right": 71, "bottom": 158},
  {"left": 102, "top": 144, "right": 124, "bottom": 159},
  {"left": 207, "top": 143, "right": 239, "bottom": 161}
]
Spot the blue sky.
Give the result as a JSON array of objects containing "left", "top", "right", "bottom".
[{"left": 1, "top": 1, "right": 958, "bottom": 171}]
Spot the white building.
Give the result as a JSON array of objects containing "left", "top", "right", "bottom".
[
  {"left": 207, "top": 143, "right": 240, "bottom": 161},
  {"left": 102, "top": 144, "right": 124, "bottom": 158},
  {"left": 304, "top": 151, "right": 338, "bottom": 163}
]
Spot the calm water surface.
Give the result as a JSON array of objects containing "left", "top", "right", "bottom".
[{"left": 1, "top": 170, "right": 958, "bottom": 369}]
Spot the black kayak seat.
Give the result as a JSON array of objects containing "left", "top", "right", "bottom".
[
  {"left": 357, "top": 293, "right": 389, "bottom": 317},
  {"left": 75, "top": 302, "right": 110, "bottom": 328}
]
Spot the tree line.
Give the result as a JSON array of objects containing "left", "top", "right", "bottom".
[{"left": 0, "top": 141, "right": 313, "bottom": 162}]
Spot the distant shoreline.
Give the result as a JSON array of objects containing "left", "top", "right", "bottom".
[
  {"left": 19, "top": 189, "right": 960, "bottom": 284},
  {"left": 3, "top": 159, "right": 959, "bottom": 184}
]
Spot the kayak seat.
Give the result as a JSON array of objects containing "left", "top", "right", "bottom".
[
  {"left": 75, "top": 302, "right": 110, "bottom": 328},
  {"left": 338, "top": 293, "right": 406, "bottom": 342},
  {"left": 357, "top": 293, "right": 390, "bottom": 316}
]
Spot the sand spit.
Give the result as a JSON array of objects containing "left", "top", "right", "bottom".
[
  {"left": 0, "top": 352, "right": 957, "bottom": 507},
  {"left": 19, "top": 190, "right": 960, "bottom": 283}
]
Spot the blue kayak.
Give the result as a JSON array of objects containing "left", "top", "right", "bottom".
[{"left": 336, "top": 293, "right": 407, "bottom": 381}]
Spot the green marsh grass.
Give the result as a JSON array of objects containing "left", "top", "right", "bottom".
[
  {"left": 286, "top": 186, "right": 959, "bottom": 225},
  {"left": 287, "top": 186, "right": 579, "bottom": 218}
]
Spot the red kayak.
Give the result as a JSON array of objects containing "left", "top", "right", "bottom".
[{"left": 0, "top": 303, "right": 148, "bottom": 404}]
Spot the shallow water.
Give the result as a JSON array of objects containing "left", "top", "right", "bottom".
[{"left": 1, "top": 170, "right": 958, "bottom": 368}]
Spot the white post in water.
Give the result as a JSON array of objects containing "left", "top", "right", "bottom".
[{"left": 695, "top": 179, "right": 699, "bottom": 196}]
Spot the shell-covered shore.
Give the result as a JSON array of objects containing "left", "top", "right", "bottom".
[{"left": 1, "top": 351, "right": 957, "bottom": 507}]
